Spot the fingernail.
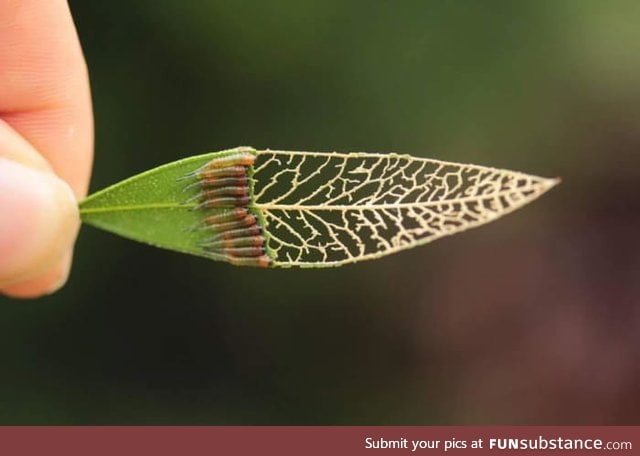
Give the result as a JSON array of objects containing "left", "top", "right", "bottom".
[{"left": 0, "top": 158, "right": 80, "bottom": 289}]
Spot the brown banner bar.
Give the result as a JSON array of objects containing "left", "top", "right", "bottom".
[{"left": 0, "top": 426, "right": 637, "bottom": 455}]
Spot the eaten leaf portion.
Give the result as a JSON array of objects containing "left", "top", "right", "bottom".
[
  {"left": 79, "top": 147, "right": 559, "bottom": 268},
  {"left": 253, "top": 151, "right": 559, "bottom": 267}
]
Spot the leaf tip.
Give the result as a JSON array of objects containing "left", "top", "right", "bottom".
[{"left": 543, "top": 176, "right": 562, "bottom": 191}]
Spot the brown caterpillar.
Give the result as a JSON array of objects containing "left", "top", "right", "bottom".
[
  {"left": 220, "top": 246, "right": 266, "bottom": 258},
  {"left": 200, "top": 214, "right": 258, "bottom": 233},
  {"left": 208, "top": 225, "right": 263, "bottom": 241},
  {"left": 228, "top": 255, "right": 271, "bottom": 268},
  {"left": 200, "top": 176, "right": 249, "bottom": 188},
  {"left": 201, "top": 151, "right": 256, "bottom": 170},
  {"left": 195, "top": 196, "right": 252, "bottom": 209},
  {"left": 200, "top": 208, "right": 249, "bottom": 226},
  {"left": 204, "top": 235, "right": 265, "bottom": 250},
  {"left": 197, "top": 186, "right": 250, "bottom": 200}
]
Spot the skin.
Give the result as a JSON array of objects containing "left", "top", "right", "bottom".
[{"left": 0, "top": 0, "right": 93, "bottom": 298}]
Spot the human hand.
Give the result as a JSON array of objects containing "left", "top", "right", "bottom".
[{"left": 0, "top": 0, "right": 93, "bottom": 298}]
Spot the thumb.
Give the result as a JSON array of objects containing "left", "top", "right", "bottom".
[{"left": 0, "top": 157, "right": 80, "bottom": 297}]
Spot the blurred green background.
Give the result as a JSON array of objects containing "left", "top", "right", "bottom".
[{"left": 1, "top": 0, "right": 639, "bottom": 424}]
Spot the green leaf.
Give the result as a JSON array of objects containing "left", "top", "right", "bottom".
[
  {"left": 79, "top": 147, "right": 254, "bottom": 261},
  {"left": 80, "top": 146, "right": 559, "bottom": 268}
]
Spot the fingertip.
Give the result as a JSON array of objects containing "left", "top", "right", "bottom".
[
  {"left": 1, "top": 250, "right": 73, "bottom": 299},
  {"left": 0, "top": 158, "right": 80, "bottom": 294}
]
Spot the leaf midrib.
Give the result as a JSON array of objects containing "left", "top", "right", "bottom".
[
  {"left": 79, "top": 182, "right": 556, "bottom": 215},
  {"left": 79, "top": 202, "right": 192, "bottom": 215}
]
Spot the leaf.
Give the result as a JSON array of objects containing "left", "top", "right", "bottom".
[{"left": 80, "top": 146, "right": 559, "bottom": 268}]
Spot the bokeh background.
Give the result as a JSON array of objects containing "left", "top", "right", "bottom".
[{"left": 1, "top": 0, "right": 639, "bottom": 424}]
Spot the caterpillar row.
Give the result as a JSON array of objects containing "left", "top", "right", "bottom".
[{"left": 186, "top": 150, "right": 271, "bottom": 267}]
